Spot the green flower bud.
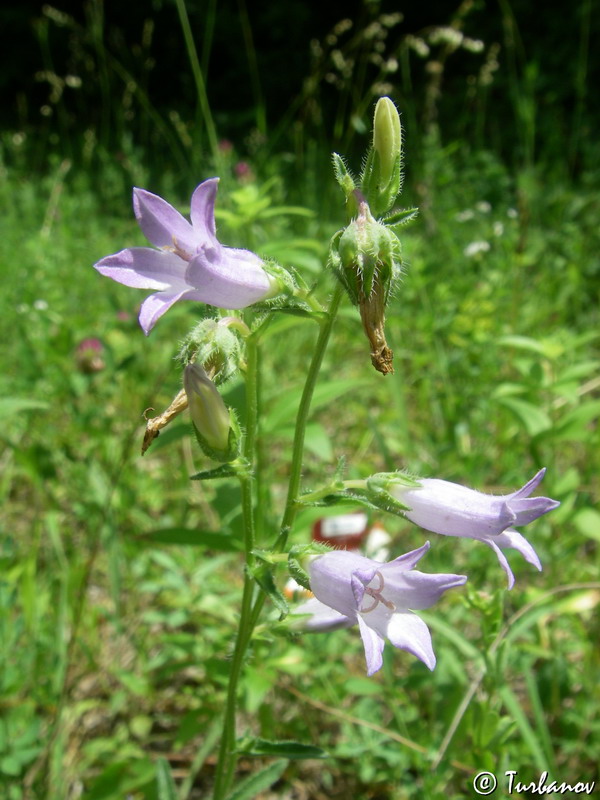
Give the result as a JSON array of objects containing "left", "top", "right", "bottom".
[
  {"left": 184, "top": 364, "right": 239, "bottom": 462},
  {"left": 373, "top": 97, "right": 402, "bottom": 189},
  {"left": 361, "top": 97, "right": 403, "bottom": 217}
]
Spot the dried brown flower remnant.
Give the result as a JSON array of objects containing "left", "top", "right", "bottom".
[{"left": 142, "top": 388, "right": 188, "bottom": 455}]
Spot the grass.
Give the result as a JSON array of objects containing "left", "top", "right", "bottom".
[{"left": 1, "top": 137, "right": 598, "bottom": 799}]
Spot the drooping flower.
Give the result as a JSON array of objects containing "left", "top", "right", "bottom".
[
  {"left": 183, "top": 363, "right": 238, "bottom": 462},
  {"left": 386, "top": 468, "right": 560, "bottom": 589},
  {"left": 296, "top": 543, "right": 466, "bottom": 675},
  {"left": 94, "top": 178, "right": 280, "bottom": 334}
]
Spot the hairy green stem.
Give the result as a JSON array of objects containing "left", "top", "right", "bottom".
[
  {"left": 212, "top": 335, "right": 259, "bottom": 799},
  {"left": 246, "top": 283, "right": 344, "bottom": 635},
  {"left": 212, "top": 285, "right": 343, "bottom": 797},
  {"left": 277, "top": 282, "right": 344, "bottom": 548}
]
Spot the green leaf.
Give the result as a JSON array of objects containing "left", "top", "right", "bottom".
[
  {"left": 573, "top": 508, "right": 600, "bottom": 542},
  {"left": 552, "top": 401, "right": 600, "bottom": 441},
  {"left": 499, "top": 685, "right": 548, "bottom": 774},
  {"left": 141, "top": 528, "right": 242, "bottom": 551},
  {"left": 287, "top": 557, "right": 311, "bottom": 590},
  {"left": 155, "top": 758, "right": 178, "bottom": 800},
  {"left": 250, "top": 565, "right": 289, "bottom": 619},
  {"left": 278, "top": 422, "right": 333, "bottom": 461},
  {"left": 496, "top": 335, "right": 554, "bottom": 358},
  {"left": 0, "top": 755, "right": 22, "bottom": 776},
  {"left": 0, "top": 397, "right": 49, "bottom": 417},
  {"left": 495, "top": 397, "right": 552, "bottom": 436},
  {"left": 237, "top": 737, "right": 328, "bottom": 760},
  {"left": 384, "top": 207, "right": 419, "bottom": 227},
  {"left": 190, "top": 462, "right": 247, "bottom": 481},
  {"left": 263, "top": 379, "right": 369, "bottom": 433},
  {"left": 259, "top": 205, "right": 315, "bottom": 219},
  {"left": 303, "top": 491, "right": 382, "bottom": 512},
  {"left": 224, "top": 759, "right": 288, "bottom": 800}
]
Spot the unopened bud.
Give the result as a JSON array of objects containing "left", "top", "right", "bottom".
[
  {"left": 373, "top": 98, "right": 401, "bottom": 187},
  {"left": 361, "top": 97, "right": 403, "bottom": 217},
  {"left": 184, "top": 364, "right": 237, "bottom": 461}
]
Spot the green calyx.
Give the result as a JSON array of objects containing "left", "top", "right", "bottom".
[
  {"left": 178, "top": 318, "right": 242, "bottom": 384},
  {"left": 191, "top": 413, "right": 241, "bottom": 464},
  {"left": 330, "top": 200, "right": 402, "bottom": 306},
  {"left": 364, "top": 472, "right": 422, "bottom": 515}
]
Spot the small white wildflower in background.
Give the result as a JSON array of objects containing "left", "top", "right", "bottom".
[
  {"left": 405, "top": 34, "right": 430, "bottom": 57},
  {"left": 429, "top": 27, "right": 464, "bottom": 48},
  {"left": 476, "top": 201, "right": 492, "bottom": 213},
  {"left": 455, "top": 209, "right": 475, "bottom": 222},
  {"left": 507, "top": 208, "right": 518, "bottom": 219},
  {"left": 493, "top": 221, "right": 504, "bottom": 237},
  {"left": 464, "top": 241, "right": 491, "bottom": 258},
  {"left": 463, "top": 37, "right": 485, "bottom": 53},
  {"left": 34, "top": 299, "right": 49, "bottom": 311}
]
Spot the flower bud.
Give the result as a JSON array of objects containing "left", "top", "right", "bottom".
[
  {"left": 373, "top": 98, "right": 402, "bottom": 189},
  {"left": 361, "top": 97, "right": 403, "bottom": 218},
  {"left": 184, "top": 364, "right": 238, "bottom": 462}
]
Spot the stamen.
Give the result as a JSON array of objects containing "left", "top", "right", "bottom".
[
  {"left": 163, "top": 235, "right": 193, "bottom": 261},
  {"left": 359, "top": 570, "right": 396, "bottom": 614}
]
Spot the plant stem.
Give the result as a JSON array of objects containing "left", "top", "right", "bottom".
[
  {"left": 246, "top": 283, "right": 344, "bottom": 636},
  {"left": 277, "top": 282, "right": 344, "bottom": 549},
  {"left": 212, "top": 335, "right": 259, "bottom": 800},
  {"left": 212, "top": 284, "right": 343, "bottom": 797}
]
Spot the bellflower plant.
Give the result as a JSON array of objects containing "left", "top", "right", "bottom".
[
  {"left": 94, "top": 178, "right": 282, "bottom": 334},
  {"left": 297, "top": 543, "right": 466, "bottom": 675},
  {"left": 92, "top": 97, "right": 561, "bottom": 799},
  {"left": 367, "top": 469, "right": 559, "bottom": 589}
]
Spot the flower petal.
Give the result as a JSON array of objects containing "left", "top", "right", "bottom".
[
  {"left": 186, "top": 247, "right": 272, "bottom": 309},
  {"left": 379, "top": 568, "right": 467, "bottom": 610},
  {"left": 138, "top": 289, "right": 193, "bottom": 335},
  {"left": 494, "top": 528, "right": 542, "bottom": 572},
  {"left": 190, "top": 178, "right": 219, "bottom": 246},
  {"left": 401, "top": 479, "right": 514, "bottom": 538},
  {"left": 293, "top": 597, "right": 353, "bottom": 632},
  {"left": 506, "top": 495, "right": 561, "bottom": 526},
  {"left": 310, "top": 551, "right": 369, "bottom": 620},
  {"left": 482, "top": 539, "right": 515, "bottom": 590},
  {"left": 94, "top": 247, "right": 188, "bottom": 290},
  {"left": 357, "top": 614, "right": 385, "bottom": 676},
  {"left": 381, "top": 541, "right": 431, "bottom": 572},
  {"left": 133, "top": 188, "right": 197, "bottom": 255},
  {"left": 385, "top": 612, "right": 436, "bottom": 670},
  {"left": 509, "top": 468, "right": 546, "bottom": 499}
]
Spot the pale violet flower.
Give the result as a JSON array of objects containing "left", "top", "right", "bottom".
[
  {"left": 390, "top": 469, "right": 560, "bottom": 589},
  {"left": 296, "top": 543, "right": 466, "bottom": 675},
  {"left": 94, "top": 178, "right": 279, "bottom": 334}
]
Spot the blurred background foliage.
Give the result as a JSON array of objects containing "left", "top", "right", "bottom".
[{"left": 0, "top": 1, "right": 599, "bottom": 798}]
